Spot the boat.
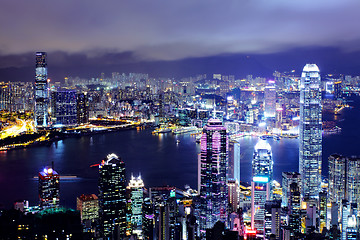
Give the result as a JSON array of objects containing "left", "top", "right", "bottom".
[
  {"left": 176, "top": 140, "right": 180, "bottom": 144},
  {"left": 173, "top": 126, "right": 198, "bottom": 135}
]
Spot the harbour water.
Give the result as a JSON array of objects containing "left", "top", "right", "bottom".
[{"left": 1, "top": 96, "right": 360, "bottom": 209}]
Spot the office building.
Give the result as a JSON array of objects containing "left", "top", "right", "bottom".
[
  {"left": 264, "top": 200, "right": 281, "bottom": 239},
  {"left": 288, "top": 182, "right": 301, "bottom": 237},
  {"left": 264, "top": 81, "right": 276, "bottom": 118},
  {"left": 328, "top": 154, "right": 360, "bottom": 222},
  {"left": 0, "top": 82, "right": 12, "bottom": 111},
  {"left": 228, "top": 140, "right": 241, "bottom": 184},
  {"left": 198, "top": 117, "right": 228, "bottom": 235},
  {"left": 98, "top": 153, "right": 127, "bottom": 238},
  {"left": 128, "top": 175, "right": 145, "bottom": 238},
  {"left": 251, "top": 140, "right": 273, "bottom": 235},
  {"left": 77, "top": 194, "right": 99, "bottom": 233},
  {"left": 38, "top": 166, "right": 59, "bottom": 209},
  {"left": 77, "top": 92, "right": 89, "bottom": 124},
  {"left": 50, "top": 90, "right": 77, "bottom": 126},
  {"left": 281, "top": 172, "right": 301, "bottom": 208},
  {"left": 34, "top": 52, "right": 49, "bottom": 127},
  {"left": 299, "top": 64, "right": 322, "bottom": 199},
  {"left": 142, "top": 198, "right": 154, "bottom": 240}
]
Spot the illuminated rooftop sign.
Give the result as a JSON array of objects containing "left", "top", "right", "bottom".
[{"left": 253, "top": 176, "right": 269, "bottom": 183}]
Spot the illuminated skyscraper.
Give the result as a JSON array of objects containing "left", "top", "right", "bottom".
[
  {"left": 281, "top": 172, "right": 301, "bottom": 208},
  {"left": 50, "top": 90, "right": 77, "bottom": 126},
  {"left": 198, "top": 118, "right": 228, "bottom": 234},
  {"left": 98, "top": 153, "right": 127, "bottom": 238},
  {"left": 77, "top": 194, "right": 99, "bottom": 233},
  {"left": 128, "top": 175, "right": 145, "bottom": 238},
  {"left": 76, "top": 92, "right": 89, "bottom": 124},
  {"left": 38, "top": 166, "right": 59, "bottom": 209},
  {"left": 264, "top": 81, "right": 276, "bottom": 118},
  {"left": 251, "top": 140, "right": 273, "bottom": 234},
  {"left": 34, "top": 52, "right": 49, "bottom": 127},
  {"left": 299, "top": 64, "right": 322, "bottom": 199}
]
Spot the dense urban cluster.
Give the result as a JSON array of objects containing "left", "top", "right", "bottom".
[{"left": 1, "top": 53, "right": 360, "bottom": 240}]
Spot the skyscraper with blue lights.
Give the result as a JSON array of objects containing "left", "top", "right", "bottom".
[
  {"left": 251, "top": 140, "right": 273, "bottom": 234},
  {"left": 198, "top": 118, "right": 228, "bottom": 235},
  {"left": 34, "top": 52, "right": 49, "bottom": 127},
  {"left": 299, "top": 64, "right": 322, "bottom": 199}
]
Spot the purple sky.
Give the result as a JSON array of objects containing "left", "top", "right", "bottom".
[{"left": 1, "top": 0, "right": 360, "bottom": 79}]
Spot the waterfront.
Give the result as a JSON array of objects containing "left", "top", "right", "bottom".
[{"left": 1, "top": 96, "right": 360, "bottom": 209}]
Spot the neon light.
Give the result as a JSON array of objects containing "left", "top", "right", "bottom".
[{"left": 253, "top": 176, "right": 269, "bottom": 183}]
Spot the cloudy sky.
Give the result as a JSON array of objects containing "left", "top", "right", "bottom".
[{"left": 1, "top": 0, "right": 360, "bottom": 79}]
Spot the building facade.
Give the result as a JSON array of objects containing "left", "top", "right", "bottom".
[
  {"left": 299, "top": 63, "right": 322, "bottom": 199},
  {"left": 128, "top": 175, "right": 145, "bottom": 238},
  {"left": 198, "top": 118, "right": 228, "bottom": 235},
  {"left": 98, "top": 153, "right": 127, "bottom": 238},
  {"left": 38, "top": 167, "right": 59, "bottom": 209},
  {"left": 34, "top": 52, "right": 49, "bottom": 127},
  {"left": 50, "top": 90, "right": 77, "bottom": 126},
  {"left": 251, "top": 140, "right": 273, "bottom": 235}
]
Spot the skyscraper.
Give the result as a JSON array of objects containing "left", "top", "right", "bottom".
[
  {"left": 50, "top": 90, "right": 77, "bottom": 126},
  {"left": 281, "top": 172, "right": 301, "bottom": 208},
  {"left": 251, "top": 140, "right": 273, "bottom": 234},
  {"left": 198, "top": 118, "right": 228, "bottom": 235},
  {"left": 299, "top": 63, "right": 322, "bottom": 199},
  {"left": 328, "top": 154, "right": 360, "bottom": 216},
  {"left": 264, "top": 81, "right": 276, "bottom": 118},
  {"left": 38, "top": 166, "right": 59, "bottom": 209},
  {"left": 77, "top": 194, "right": 99, "bottom": 233},
  {"left": 128, "top": 175, "right": 145, "bottom": 238},
  {"left": 98, "top": 153, "right": 127, "bottom": 238},
  {"left": 34, "top": 52, "right": 49, "bottom": 127},
  {"left": 76, "top": 92, "right": 89, "bottom": 124}
]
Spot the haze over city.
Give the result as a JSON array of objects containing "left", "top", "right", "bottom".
[{"left": 1, "top": 0, "right": 360, "bottom": 80}]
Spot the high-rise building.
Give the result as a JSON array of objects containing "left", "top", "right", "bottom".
[
  {"left": 299, "top": 63, "right": 322, "bottom": 199},
  {"left": 34, "top": 52, "right": 49, "bottom": 127},
  {"left": 288, "top": 182, "right": 301, "bottom": 237},
  {"left": 281, "top": 172, "right": 301, "bottom": 208},
  {"left": 251, "top": 140, "right": 273, "bottom": 235},
  {"left": 76, "top": 92, "right": 89, "bottom": 124},
  {"left": 264, "top": 81, "right": 276, "bottom": 118},
  {"left": 128, "top": 175, "right": 145, "bottom": 238},
  {"left": 98, "top": 153, "right": 127, "bottom": 238},
  {"left": 228, "top": 140, "right": 241, "bottom": 184},
  {"left": 264, "top": 200, "right": 281, "bottom": 239},
  {"left": 77, "top": 194, "right": 99, "bottom": 233},
  {"left": 228, "top": 179, "right": 240, "bottom": 212},
  {"left": 142, "top": 198, "right": 154, "bottom": 240},
  {"left": 50, "top": 90, "right": 77, "bottom": 126},
  {"left": 0, "top": 82, "right": 12, "bottom": 111},
  {"left": 38, "top": 166, "right": 59, "bottom": 209},
  {"left": 328, "top": 154, "right": 360, "bottom": 219},
  {"left": 198, "top": 118, "right": 228, "bottom": 235}
]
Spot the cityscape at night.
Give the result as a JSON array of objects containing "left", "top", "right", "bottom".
[{"left": 1, "top": 1, "right": 360, "bottom": 240}]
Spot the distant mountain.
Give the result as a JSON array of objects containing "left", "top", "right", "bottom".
[{"left": 0, "top": 46, "right": 359, "bottom": 82}]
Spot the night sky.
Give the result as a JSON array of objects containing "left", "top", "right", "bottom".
[{"left": 1, "top": 0, "right": 360, "bottom": 81}]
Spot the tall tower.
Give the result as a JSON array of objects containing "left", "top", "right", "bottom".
[
  {"left": 38, "top": 166, "right": 59, "bottom": 209},
  {"left": 264, "top": 81, "right": 276, "bottom": 118},
  {"left": 299, "top": 64, "right": 322, "bottom": 199},
  {"left": 128, "top": 175, "right": 145, "bottom": 238},
  {"left": 34, "top": 52, "right": 49, "bottom": 127},
  {"left": 98, "top": 153, "right": 127, "bottom": 238},
  {"left": 198, "top": 118, "right": 228, "bottom": 235},
  {"left": 251, "top": 140, "right": 273, "bottom": 234}
]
